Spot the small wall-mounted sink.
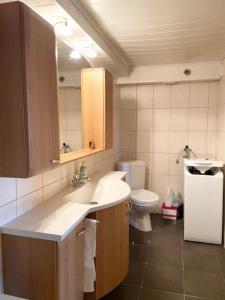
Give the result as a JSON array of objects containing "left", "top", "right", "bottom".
[{"left": 184, "top": 158, "right": 224, "bottom": 174}]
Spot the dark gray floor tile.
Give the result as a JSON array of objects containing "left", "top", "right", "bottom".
[
  {"left": 148, "top": 247, "right": 182, "bottom": 268},
  {"left": 140, "top": 288, "right": 184, "bottom": 300},
  {"left": 123, "top": 261, "right": 146, "bottom": 286},
  {"left": 184, "top": 269, "right": 225, "bottom": 300},
  {"left": 130, "top": 243, "right": 150, "bottom": 263},
  {"left": 143, "top": 264, "right": 183, "bottom": 294},
  {"left": 101, "top": 285, "right": 140, "bottom": 300},
  {"left": 151, "top": 214, "right": 183, "bottom": 233},
  {"left": 183, "top": 250, "right": 221, "bottom": 274},
  {"left": 151, "top": 231, "right": 182, "bottom": 250},
  {"left": 183, "top": 241, "right": 216, "bottom": 255},
  {"left": 129, "top": 226, "right": 152, "bottom": 245},
  {"left": 215, "top": 246, "right": 225, "bottom": 275}
]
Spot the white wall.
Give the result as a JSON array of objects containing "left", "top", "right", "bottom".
[
  {"left": 58, "top": 87, "right": 82, "bottom": 151},
  {"left": 120, "top": 81, "right": 218, "bottom": 210},
  {"left": 117, "top": 62, "right": 222, "bottom": 85}
]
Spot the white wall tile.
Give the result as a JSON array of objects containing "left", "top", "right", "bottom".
[
  {"left": 153, "top": 85, "right": 171, "bottom": 108},
  {"left": 17, "top": 189, "right": 43, "bottom": 217},
  {"left": 137, "top": 132, "right": 151, "bottom": 153},
  {"left": 65, "top": 88, "right": 81, "bottom": 110},
  {"left": 170, "top": 109, "right": 189, "bottom": 131},
  {"left": 208, "top": 107, "right": 217, "bottom": 131},
  {"left": 58, "top": 88, "right": 66, "bottom": 110},
  {"left": 171, "top": 83, "right": 189, "bottom": 108},
  {"left": 169, "top": 154, "right": 183, "bottom": 175},
  {"left": 136, "top": 152, "right": 151, "bottom": 174},
  {"left": 43, "top": 180, "right": 62, "bottom": 202},
  {"left": 152, "top": 132, "right": 170, "bottom": 153},
  {"left": 216, "top": 132, "right": 225, "bottom": 161},
  {"left": 207, "top": 132, "right": 216, "bottom": 156},
  {"left": 43, "top": 166, "right": 62, "bottom": 186},
  {"left": 188, "top": 132, "right": 207, "bottom": 155},
  {"left": 120, "top": 132, "right": 137, "bottom": 152},
  {"left": 170, "top": 132, "right": 188, "bottom": 153},
  {"left": 137, "top": 109, "right": 152, "bottom": 131},
  {"left": 0, "top": 178, "right": 16, "bottom": 207},
  {"left": 120, "top": 86, "right": 137, "bottom": 109},
  {"left": 66, "top": 111, "right": 81, "bottom": 130},
  {"left": 17, "top": 174, "right": 42, "bottom": 198},
  {"left": 113, "top": 108, "right": 120, "bottom": 132},
  {"left": 137, "top": 85, "right": 154, "bottom": 108},
  {"left": 61, "top": 161, "right": 76, "bottom": 178},
  {"left": 151, "top": 153, "right": 169, "bottom": 175},
  {"left": 120, "top": 109, "right": 137, "bottom": 131},
  {"left": 190, "top": 82, "right": 209, "bottom": 107},
  {"left": 189, "top": 108, "right": 208, "bottom": 131},
  {"left": 153, "top": 109, "right": 170, "bottom": 131},
  {"left": 209, "top": 81, "right": 219, "bottom": 107},
  {"left": 0, "top": 201, "right": 17, "bottom": 226}
]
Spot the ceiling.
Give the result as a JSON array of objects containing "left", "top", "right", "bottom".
[
  {"left": 81, "top": 0, "right": 225, "bottom": 66},
  {"left": 23, "top": 0, "right": 115, "bottom": 72}
]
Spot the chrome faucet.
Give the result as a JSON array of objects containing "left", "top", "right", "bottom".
[
  {"left": 72, "top": 171, "right": 91, "bottom": 188},
  {"left": 176, "top": 145, "right": 197, "bottom": 164}
]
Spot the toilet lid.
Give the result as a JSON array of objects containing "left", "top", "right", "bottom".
[{"left": 130, "top": 189, "right": 159, "bottom": 204}]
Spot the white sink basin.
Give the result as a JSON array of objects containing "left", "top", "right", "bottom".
[
  {"left": 62, "top": 172, "right": 131, "bottom": 206},
  {"left": 184, "top": 158, "right": 224, "bottom": 174}
]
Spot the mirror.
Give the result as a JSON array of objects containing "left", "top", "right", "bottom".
[
  {"left": 56, "top": 38, "right": 113, "bottom": 164},
  {"left": 56, "top": 39, "right": 90, "bottom": 154}
]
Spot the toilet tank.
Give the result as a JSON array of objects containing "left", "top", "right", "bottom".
[{"left": 117, "top": 160, "right": 145, "bottom": 189}]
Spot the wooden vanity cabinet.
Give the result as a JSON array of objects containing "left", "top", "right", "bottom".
[
  {"left": 95, "top": 201, "right": 129, "bottom": 299},
  {"left": 81, "top": 68, "right": 113, "bottom": 151},
  {"left": 2, "top": 222, "right": 85, "bottom": 300},
  {"left": 0, "top": 1, "right": 59, "bottom": 178}
]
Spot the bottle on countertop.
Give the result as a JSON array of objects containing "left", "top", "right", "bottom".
[{"left": 79, "top": 161, "right": 88, "bottom": 179}]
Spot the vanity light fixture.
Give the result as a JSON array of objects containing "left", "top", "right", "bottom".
[
  {"left": 55, "top": 20, "right": 73, "bottom": 36},
  {"left": 70, "top": 49, "right": 81, "bottom": 59}
]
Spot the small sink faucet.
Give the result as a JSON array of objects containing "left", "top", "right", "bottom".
[
  {"left": 176, "top": 145, "right": 197, "bottom": 164},
  {"left": 72, "top": 171, "right": 91, "bottom": 188}
]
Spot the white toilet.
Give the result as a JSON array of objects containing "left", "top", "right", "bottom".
[{"left": 118, "top": 160, "right": 159, "bottom": 232}]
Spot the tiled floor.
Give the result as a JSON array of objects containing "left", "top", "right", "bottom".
[{"left": 101, "top": 214, "right": 225, "bottom": 300}]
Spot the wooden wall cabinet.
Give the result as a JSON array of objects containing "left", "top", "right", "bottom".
[
  {"left": 95, "top": 201, "right": 129, "bottom": 299},
  {"left": 0, "top": 2, "right": 59, "bottom": 178},
  {"left": 2, "top": 222, "right": 85, "bottom": 300},
  {"left": 81, "top": 68, "right": 113, "bottom": 151}
]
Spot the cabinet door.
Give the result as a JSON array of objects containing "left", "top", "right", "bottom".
[
  {"left": 96, "top": 202, "right": 129, "bottom": 299},
  {"left": 23, "top": 3, "right": 60, "bottom": 176},
  {"left": 0, "top": 2, "right": 59, "bottom": 178},
  {"left": 58, "top": 222, "right": 85, "bottom": 300}
]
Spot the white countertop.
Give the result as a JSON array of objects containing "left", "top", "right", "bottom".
[
  {"left": 1, "top": 171, "right": 130, "bottom": 242},
  {"left": 0, "top": 294, "right": 26, "bottom": 300}
]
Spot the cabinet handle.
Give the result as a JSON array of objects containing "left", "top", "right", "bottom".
[
  {"left": 50, "top": 159, "right": 60, "bottom": 164},
  {"left": 77, "top": 229, "right": 85, "bottom": 237}
]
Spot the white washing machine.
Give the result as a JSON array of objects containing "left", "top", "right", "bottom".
[{"left": 184, "top": 159, "right": 224, "bottom": 244}]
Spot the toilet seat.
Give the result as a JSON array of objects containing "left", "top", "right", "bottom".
[{"left": 130, "top": 189, "right": 159, "bottom": 206}]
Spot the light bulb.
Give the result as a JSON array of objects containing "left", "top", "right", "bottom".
[
  {"left": 85, "top": 47, "right": 97, "bottom": 58},
  {"left": 70, "top": 50, "right": 81, "bottom": 59},
  {"left": 55, "top": 22, "right": 73, "bottom": 36}
]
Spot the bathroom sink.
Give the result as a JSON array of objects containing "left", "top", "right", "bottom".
[
  {"left": 62, "top": 173, "right": 131, "bottom": 206},
  {"left": 184, "top": 158, "right": 224, "bottom": 174}
]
